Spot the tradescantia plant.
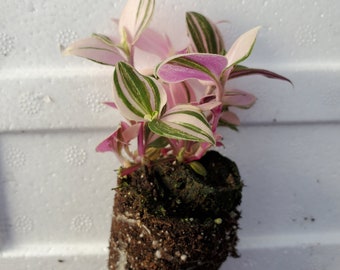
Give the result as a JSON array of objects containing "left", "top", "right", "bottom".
[{"left": 63, "top": 0, "right": 290, "bottom": 176}]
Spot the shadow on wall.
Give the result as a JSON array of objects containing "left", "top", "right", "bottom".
[{"left": 0, "top": 138, "right": 13, "bottom": 251}]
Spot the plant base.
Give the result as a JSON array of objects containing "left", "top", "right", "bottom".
[{"left": 108, "top": 151, "right": 243, "bottom": 270}]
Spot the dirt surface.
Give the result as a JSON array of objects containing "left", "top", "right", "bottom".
[{"left": 108, "top": 151, "right": 243, "bottom": 270}]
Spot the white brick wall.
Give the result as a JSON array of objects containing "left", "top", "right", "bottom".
[{"left": 1, "top": 1, "right": 339, "bottom": 269}]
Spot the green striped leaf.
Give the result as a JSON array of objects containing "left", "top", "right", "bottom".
[
  {"left": 113, "top": 61, "right": 167, "bottom": 122},
  {"left": 119, "top": 0, "right": 155, "bottom": 44},
  {"left": 148, "top": 104, "right": 215, "bottom": 144},
  {"left": 186, "top": 11, "right": 225, "bottom": 55}
]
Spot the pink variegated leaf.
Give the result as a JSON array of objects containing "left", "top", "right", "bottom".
[
  {"left": 95, "top": 116, "right": 142, "bottom": 163},
  {"left": 195, "top": 95, "right": 221, "bottom": 131},
  {"left": 197, "top": 100, "right": 221, "bottom": 111},
  {"left": 185, "top": 142, "right": 212, "bottom": 162},
  {"left": 96, "top": 130, "right": 120, "bottom": 153},
  {"left": 96, "top": 122, "right": 140, "bottom": 153},
  {"left": 148, "top": 104, "right": 215, "bottom": 144},
  {"left": 219, "top": 110, "right": 241, "bottom": 126},
  {"left": 230, "top": 65, "right": 293, "bottom": 84},
  {"left": 121, "top": 122, "right": 142, "bottom": 142},
  {"left": 137, "top": 122, "right": 146, "bottom": 157},
  {"left": 188, "top": 147, "right": 208, "bottom": 162},
  {"left": 96, "top": 127, "right": 125, "bottom": 164},
  {"left": 156, "top": 53, "right": 227, "bottom": 83},
  {"left": 62, "top": 34, "right": 126, "bottom": 65},
  {"left": 222, "top": 89, "right": 256, "bottom": 109},
  {"left": 182, "top": 132, "right": 223, "bottom": 162},
  {"left": 119, "top": 0, "right": 155, "bottom": 44},
  {"left": 103, "top": 102, "right": 118, "bottom": 109},
  {"left": 165, "top": 82, "right": 197, "bottom": 109},
  {"left": 210, "top": 103, "right": 223, "bottom": 132},
  {"left": 225, "top": 26, "right": 260, "bottom": 68},
  {"left": 198, "top": 94, "right": 215, "bottom": 104},
  {"left": 135, "top": 28, "right": 173, "bottom": 59},
  {"left": 119, "top": 163, "right": 143, "bottom": 177}
]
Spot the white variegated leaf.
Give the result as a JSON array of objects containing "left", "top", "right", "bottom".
[
  {"left": 119, "top": 0, "right": 155, "bottom": 44},
  {"left": 113, "top": 61, "right": 167, "bottom": 122},
  {"left": 62, "top": 34, "right": 126, "bottom": 65},
  {"left": 148, "top": 104, "right": 215, "bottom": 144},
  {"left": 225, "top": 26, "right": 260, "bottom": 68}
]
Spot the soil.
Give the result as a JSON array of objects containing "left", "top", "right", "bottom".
[{"left": 108, "top": 151, "right": 243, "bottom": 270}]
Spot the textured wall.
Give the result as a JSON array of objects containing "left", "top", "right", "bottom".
[{"left": 1, "top": 0, "right": 340, "bottom": 269}]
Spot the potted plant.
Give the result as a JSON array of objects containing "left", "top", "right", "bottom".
[{"left": 63, "top": 0, "right": 290, "bottom": 269}]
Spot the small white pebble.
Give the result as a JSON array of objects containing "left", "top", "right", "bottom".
[
  {"left": 155, "top": 250, "right": 162, "bottom": 259},
  {"left": 180, "top": 254, "right": 187, "bottom": 261}
]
